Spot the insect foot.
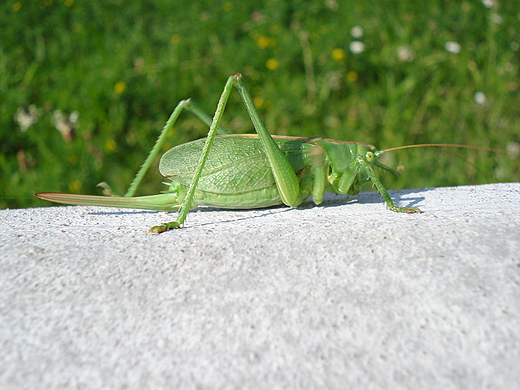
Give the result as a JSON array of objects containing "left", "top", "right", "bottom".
[
  {"left": 148, "top": 221, "right": 181, "bottom": 234},
  {"left": 389, "top": 206, "right": 422, "bottom": 213}
]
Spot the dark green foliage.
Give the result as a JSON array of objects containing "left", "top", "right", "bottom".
[{"left": 1, "top": 0, "right": 518, "bottom": 208}]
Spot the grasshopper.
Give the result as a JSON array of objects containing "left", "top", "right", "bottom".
[{"left": 36, "top": 74, "right": 498, "bottom": 233}]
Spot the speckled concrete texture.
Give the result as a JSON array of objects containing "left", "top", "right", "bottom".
[{"left": 1, "top": 183, "right": 519, "bottom": 389}]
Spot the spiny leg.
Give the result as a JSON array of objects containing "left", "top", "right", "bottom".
[
  {"left": 358, "top": 157, "right": 421, "bottom": 213},
  {"left": 148, "top": 76, "right": 235, "bottom": 233},
  {"left": 125, "top": 99, "right": 189, "bottom": 197},
  {"left": 126, "top": 100, "right": 230, "bottom": 198},
  {"left": 183, "top": 100, "right": 230, "bottom": 135}
]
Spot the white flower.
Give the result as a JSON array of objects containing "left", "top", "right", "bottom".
[
  {"left": 491, "top": 14, "right": 503, "bottom": 24},
  {"left": 506, "top": 141, "right": 520, "bottom": 157},
  {"left": 350, "top": 26, "right": 364, "bottom": 39},
  {"left": 52, "top": 110, "right": 79, "bottom": 142},
  {"left": 397, "top": 46, "right": 415, "bottom": 62},
  {"left": 504, "top": 62, "right": 514, "bottom": 72},
  {"left": 445, "top": 41, "right": 461, "bottom": 54},
  {"left": 474, "top": 92, "right": 487, "bottom": 105},
  {"left": 325, "top": 0, "right": 338, "bottom": 10},
  {"left": 350, "top": 41, "right": 365, "bottom": 54},
  {"left": 481, "top": 0, "right": 497, "bottom": 9},
  {"left": 15, "top": 105, "right": 41, "bottom": 132}
]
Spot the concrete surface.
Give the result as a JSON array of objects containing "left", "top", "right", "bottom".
[{"left": 1, "top": 182, "right": 519, "bottom": 390}]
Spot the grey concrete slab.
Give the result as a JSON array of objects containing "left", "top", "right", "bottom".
[{"left": 1, "top": 182, "right": 519, "bottom": 389}]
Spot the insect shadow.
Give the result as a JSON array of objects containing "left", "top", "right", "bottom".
[
  {"left": 296, "top": 187, "right": 426, "bottom": 210},
  {"left": 350, "top": 188, "right": 427, "bottom": 209},
  {"left": 86, "top": 202, "right": 292, "bottom": 226},
  {"left": 85, "top": 187, "right": 426, "bottom": 221}
]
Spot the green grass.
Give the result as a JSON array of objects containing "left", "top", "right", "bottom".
[{"left": 1, "top": 0, "right": 519, "bottom": 209}]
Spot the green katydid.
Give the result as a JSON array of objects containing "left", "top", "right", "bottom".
[{"left": 36, "top": 74, "right": 500, "bottom": 233}]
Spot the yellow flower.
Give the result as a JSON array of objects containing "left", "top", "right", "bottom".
[
  {"left": 253, "top": 96, "right": 264, "bottom": 109},
  {"left": 256, "top": 36, "right": 275, "bottom": 49},
  {"left": 266, "top": 58, "right": 279, "bottom": 70},
  {"left": 104, "top": 139, "right": 117, "bottom": 153},
  {"left": 346, "top": 71, "right": 358, "bottom": 82},
  {"left": 69, "top": 180, "right": 81, "bottom": 192},
  {"left": 13, "top": 2, "right": 22, "bottom": 11},
  {"left": 332, "top": 48, "right": 346, "bottom": 62},
  {"left": 114, "top": 81, "right": 126, "bottom": 94}
]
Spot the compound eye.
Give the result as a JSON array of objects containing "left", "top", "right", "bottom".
[{"left": 365, "top": 151, "right": 374, "bottom": 162}]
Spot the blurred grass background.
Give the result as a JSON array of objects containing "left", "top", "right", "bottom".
[{"left": 1, "top": 0, "right": 519, "bottom": 209}]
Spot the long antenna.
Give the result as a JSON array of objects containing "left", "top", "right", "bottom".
[{"left": 381, "top": 143, "right": 505, "bottom": 154}]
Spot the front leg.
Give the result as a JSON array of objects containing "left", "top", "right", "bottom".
[{"left": 357, "top": 157, "right": 421, "bottom": 214}]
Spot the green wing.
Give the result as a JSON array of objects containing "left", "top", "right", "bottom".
[{"left": 159, "top": 135, "right": 312, "bottom": 195}]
